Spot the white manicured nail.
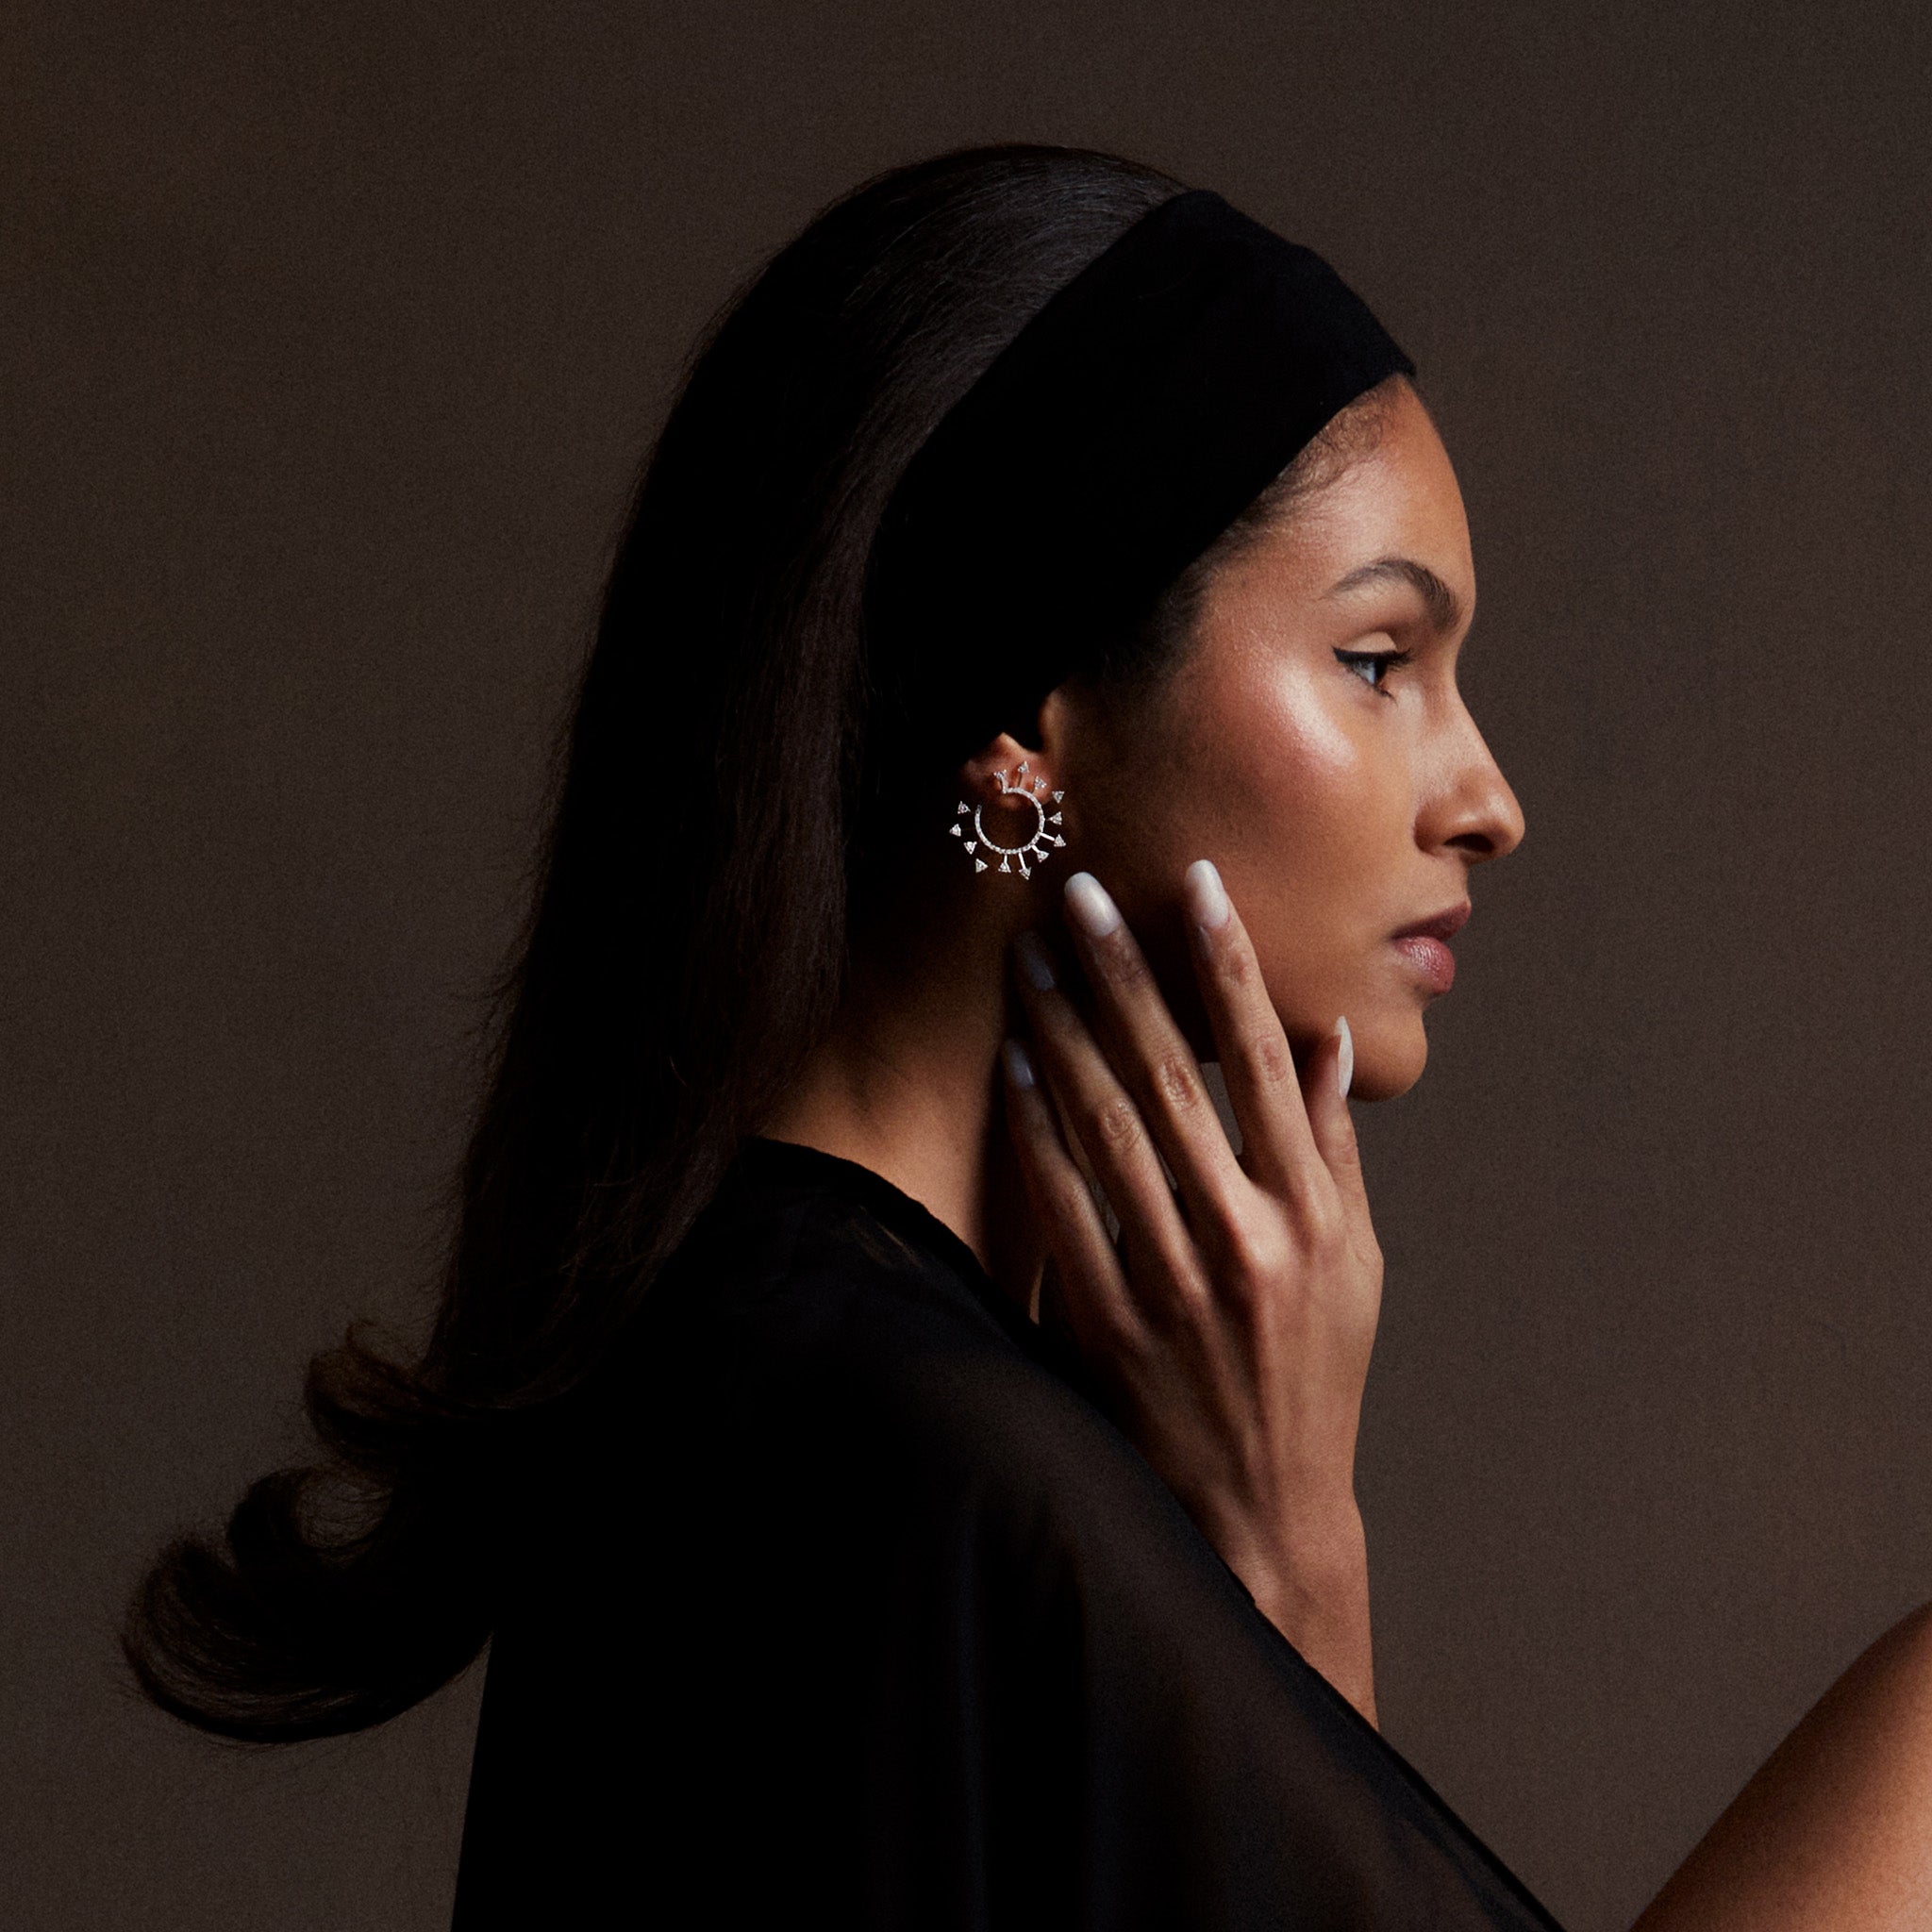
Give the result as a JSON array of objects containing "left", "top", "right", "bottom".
[
  {"left": 1064, "top": 872, "right": 1122, "bottom": 940},
  {"left": 1333, "top": 1015, "right": 1354, "bottom": 1100},
  {"left": 1183, "top": 858, "right": 1230, "bottom": 931},
  {"left": 1002, "top": 1037, "right": 1037, "bottom": 1090}
]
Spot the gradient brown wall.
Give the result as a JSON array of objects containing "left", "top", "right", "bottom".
[{"left": 8, "top": 3, "right": 1932, "bottom": 1925}]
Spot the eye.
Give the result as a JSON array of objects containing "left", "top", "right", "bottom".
[{"left": 1335, "top": 647, "right": 1411, "bottom": 693}]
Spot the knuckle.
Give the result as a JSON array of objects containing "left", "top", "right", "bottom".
[
  {"left": 1080, "top": 1292, "right": 1141, "bottom": 1356},
  {"left": 1221, "top": 1208, "right": 1291, "bottom": 1286},
  {"left": 1243, "top": 1029, "right": 1297, "bottom": 1093},
  {"left": 1045, "top": 1171, "right": 1095, "bottom": 1228},
  {"left": 1297, "top": 1193, "right": 1346, "bottom": 1256},
  {"left": 1089, "top": 1091, "right": 1144, "bottom": 1156},
  {"left": 1152, "top": 1047, "right": 1204, "bottom": 1115},
  {"left": 1159, "top": 1259, "right": 1214, "bottom": 1319},
  {"left": 1217, "top": 937, "right": 1257, "bottom": 991},
  {"left": 1147, "top": 1269, "right": 1220, "bottom": 1344}
]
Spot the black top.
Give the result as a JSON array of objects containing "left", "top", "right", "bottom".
[{"left": 451, "top": 1136, "right": 1564, "bottom": 1929}]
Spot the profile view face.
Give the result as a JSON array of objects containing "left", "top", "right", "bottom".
[{"left": 1041, "top": 378, "right": 1526, "bottom": 1101}]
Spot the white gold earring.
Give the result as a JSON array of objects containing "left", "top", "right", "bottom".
[{"left": 949, "top": 759, "right": 1066, "bottom": 878}]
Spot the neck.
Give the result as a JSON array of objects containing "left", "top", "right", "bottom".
[{"left": 758, "top": 913, "right": 1047, "bottom": 1318}]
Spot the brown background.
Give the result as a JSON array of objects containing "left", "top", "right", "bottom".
[{"left": 8, "top": 2, "right": 1932, "bottom": 1925}]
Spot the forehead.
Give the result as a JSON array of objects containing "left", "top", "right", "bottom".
[{"left": 1243, "top": 387, "right": 1474, "bottom": 605}]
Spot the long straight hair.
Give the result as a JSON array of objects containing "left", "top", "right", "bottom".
[{"left": 124, "top": 144, "right": 1190, "bottom": 1742}]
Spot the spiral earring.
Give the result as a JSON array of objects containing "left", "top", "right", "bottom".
[{"left": 949, "top": 759, "right": 1066, "bottom": 878}]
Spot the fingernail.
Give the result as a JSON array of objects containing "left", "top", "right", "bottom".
[
  {"left": 1183, "top": 858, "right": 1230, "bottom": 931},
  {"left": 1064, "top": 871, "right": 1122, "bottom": 940},
  {"left": 1333, "top": 1015, "right": 1354, "bottom": 1100},
  {"left": 1013, "top": 928, "right": 1056, "bottom": 992},
  {"left": 1001, "top": 1037, "right": 1037, "bottom": 1090}
]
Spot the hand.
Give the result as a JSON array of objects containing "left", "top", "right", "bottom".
[{"left": 1000, "top": 861, "right": 1385, "bottom": 1724}]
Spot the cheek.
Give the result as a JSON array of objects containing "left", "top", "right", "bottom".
[
  {"left": 1064, "top": 653, "right": 1415, "bottom": 1046},
  {"left": 1164, "top": 658, "right": 1418, "bottom": 1042},
  {"left": 1187, "top": 659, "right": 1399, "bottom": 894}
]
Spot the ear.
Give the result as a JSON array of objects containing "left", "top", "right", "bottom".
[
  {"left": 955, "top": 686, "right": 1074, "bottom": 803},
  {"left": 949, "top": 730, "right": 1068, "bottom": 878},
  {"left": 957, "top": 730, "right": 1060, "bottom": 802}
]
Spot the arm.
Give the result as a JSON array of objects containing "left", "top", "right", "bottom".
[
  {"left": 1002, "top": 867, "right": 1932, "bottom": 1920},
  {"left": 1241, "top": 1502, "right": 1377, "bottom": 1728},
  {"left": 1632, "top": 1600, "right": 1932, "bottom": 1932}
]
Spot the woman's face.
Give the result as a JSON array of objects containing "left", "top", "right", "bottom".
[{"left": 1055, "top": 381, "right": 1524, "bottom": 1100}]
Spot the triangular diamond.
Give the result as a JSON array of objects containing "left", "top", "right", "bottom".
[
  {"left": 1048, "top": 812, "right": 1061, "bottom": 824},
  {"left": 949, "top": 823, "right": 961, "bottom": 836},
  {"left": 1051, "top": 834, "right": 1065, "bottom": 847},
  {"left": 1017, "top": 759, "right": 1029, "bottom": 774},
  {"left": 1052, "top": 791, "right": 1063, "bottom": 802},
  {"left": 974, "top": 858, "right": 987, "bottom": 872},
  {"left": 999, "top": 856, "right": 1011, "bottom": 873},
  {"left": 957, "top": 801, "right": 969, "bottom": 814},
  {"left": 1018, "top": 858, "right": 1030, "bottom": 877},
  {"left": 963, "top": 841, "right": 975, "bottom": 853}
]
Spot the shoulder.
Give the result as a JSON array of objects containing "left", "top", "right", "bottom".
[
  {"left": 618, "top": 1171, "right": 1216, "bottom": 1591},
  {"left": 486, "top": 1165, "right": 1568, "bottom": 1932}
]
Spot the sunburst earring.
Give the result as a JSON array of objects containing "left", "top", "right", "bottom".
[{"left": 949, "top": 759, "right": 1066, "bottom": 878}]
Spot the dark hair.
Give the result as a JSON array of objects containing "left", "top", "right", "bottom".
[
  {"left": 125, "top": 143, "right": 1405, "bottom": 1743},
  {"left": 124, "top": 143, "right": 1186, "bottom": 1742}
]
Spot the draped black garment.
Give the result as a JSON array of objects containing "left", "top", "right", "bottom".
[{"left": 451, "top": 1135, "right": 1564, "bottom": 1929}]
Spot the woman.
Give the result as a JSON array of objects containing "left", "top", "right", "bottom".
[{"left": 128, "top": 144, "right": 1932, "bottom": 1927}]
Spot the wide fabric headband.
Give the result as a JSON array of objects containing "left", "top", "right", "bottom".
[{"left": 865, "top": 187, "right": 1415, "bottom": 780}]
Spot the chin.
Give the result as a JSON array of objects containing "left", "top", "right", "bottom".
[{"left": 1346, "top": 1011, "right": 1429, "bottom": 1102}]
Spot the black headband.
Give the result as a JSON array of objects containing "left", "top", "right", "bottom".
[{"left": 865, "top": 188, "right": 1414, "bottom": 780}]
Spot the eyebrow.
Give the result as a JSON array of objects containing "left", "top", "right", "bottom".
[{"left": 1325, "top": 557, "right": 1466, "bottom": 636}]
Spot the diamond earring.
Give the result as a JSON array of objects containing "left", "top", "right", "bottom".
[{"left": 949, "top": 759, "right": 1066, "bottom": 878}]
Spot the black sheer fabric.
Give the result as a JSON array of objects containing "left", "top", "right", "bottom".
[{"left": 451, "top": 1136, "right": 1564, "bottom": 1929}]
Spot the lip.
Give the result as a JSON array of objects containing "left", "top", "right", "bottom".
[
  {"left": 1389, "top": 902, "right": 1471, "bottom": 995},
  {"left": 1390, "top": 903, "right": 1472, "bottom": 943}
]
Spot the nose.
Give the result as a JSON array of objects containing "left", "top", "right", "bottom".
[{"left": 1424, "top": 707, "right": 1525, "bottom": 866}]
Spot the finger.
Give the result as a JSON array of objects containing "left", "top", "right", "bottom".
[
  {"left": 1303, "top": 1015, "right": 1375, "bottom": 1240},
  {"left": 1178, "top": 859, "right": 1328, "bottom": 1207},
  {"left": 998, "top": 1036, "right": 1148, "bottom": 1366},
  {"left": 1008, "top": 933, "right": 1201, "bottom": 1301},
  {"left": 1055, "top": 874, "right": 1250, "bottom": 1241}
]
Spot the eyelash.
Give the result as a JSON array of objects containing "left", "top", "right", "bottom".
[{"left": 1335, "top": 647, "right": 1412, "bottom": 694}]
